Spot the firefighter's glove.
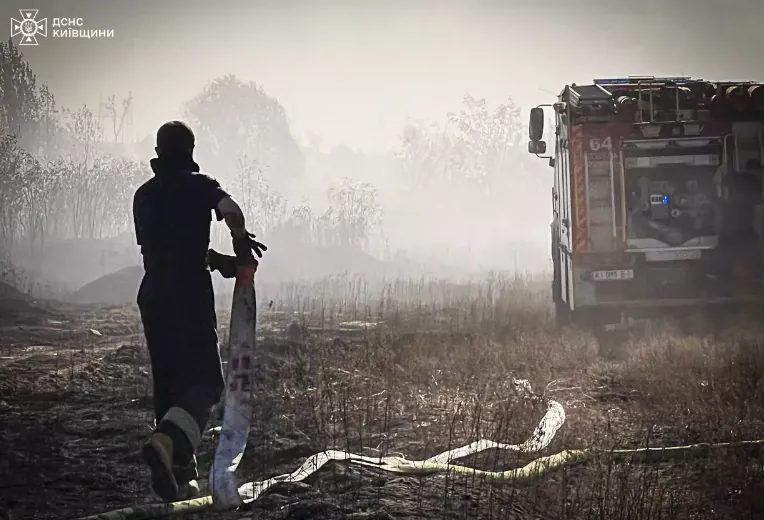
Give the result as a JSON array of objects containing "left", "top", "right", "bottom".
[
  {"left": 232, "top": 231, "right": 267, "bottom": 266},
  {"left": 207, "top": 249, "right": 238, "bottom": 279}
]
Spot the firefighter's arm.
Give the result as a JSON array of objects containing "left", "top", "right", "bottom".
[
  {"left": 216, "top": 196, "right": 268, "bottom": 262},
  {"left": 217, "top": 196, "right": 247, "bottom": 238}
]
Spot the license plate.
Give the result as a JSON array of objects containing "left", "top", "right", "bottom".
[
  {"left": 591, "top": 269, "right": 634, "bottom": 281},
  {"left": 645, "top": 249, "right": 702, "bottom": 262}
]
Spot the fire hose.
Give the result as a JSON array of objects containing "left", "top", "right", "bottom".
[{"left": 77, "top": 378, "right": 764, "bottom": 520}]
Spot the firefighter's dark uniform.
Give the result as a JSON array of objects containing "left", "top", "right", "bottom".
[{"left": 133, "top": 151, "right": 228, "bottom": 497}]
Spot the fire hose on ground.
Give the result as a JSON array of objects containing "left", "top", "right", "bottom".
[{"left": 77, "top": 380, "right": 764, "bottom": 520}]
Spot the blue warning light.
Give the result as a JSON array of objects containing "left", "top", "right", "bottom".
[
  {"left": 593, "top": 76, "right": 692, "bottom": 85},
  {"left": 661, "top": 195, "right": 669, "bottom": 205}
]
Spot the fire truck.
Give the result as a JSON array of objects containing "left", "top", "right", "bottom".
[{"left": 528, "top": 76, "right": 764, "bottom": 326}]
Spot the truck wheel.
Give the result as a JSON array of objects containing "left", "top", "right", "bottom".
[
  {"left": 572, "top": 309, "right": 627, "bottom": 360},
  {"left": 569, "top": 307, "right": 596, "bottom": 328}
]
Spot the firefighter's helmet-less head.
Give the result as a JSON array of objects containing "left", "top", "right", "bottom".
[{"left": 155, "top": 121, "right": 195, "bottom": 157}]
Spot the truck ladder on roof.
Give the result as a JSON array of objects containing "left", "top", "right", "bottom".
[{"left": 593, "top": 76, "right": 702, "bottom": 123}]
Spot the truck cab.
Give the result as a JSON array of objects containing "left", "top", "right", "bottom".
[{"left": 529, "top": 76, "right": 764, "bottom": 326}]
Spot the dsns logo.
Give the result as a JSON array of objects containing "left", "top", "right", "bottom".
[{"left": 11, "top": 9, "right": 48, "bottom": 46}]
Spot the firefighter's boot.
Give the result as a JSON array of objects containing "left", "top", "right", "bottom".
[
  {"left": 142, "top": 431, "right": 180, "bottom": 501},
  {"left": 176, "top": 480, "right": 200, "bottom": 500},
  {"left": 174, "top": 455, "right": 200, "bottom": 500}
]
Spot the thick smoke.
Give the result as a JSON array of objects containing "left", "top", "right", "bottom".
[{"left": 0, "top": 42, "right": 550, "bottom": 302}]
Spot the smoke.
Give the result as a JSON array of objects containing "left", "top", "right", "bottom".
[{"left": 3, "top": 0, "right": 761, "bottom": 295}]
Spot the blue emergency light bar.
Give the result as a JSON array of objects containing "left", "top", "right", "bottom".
[{"left": 593, "top": 76, "right": 693, "bottom": 85}]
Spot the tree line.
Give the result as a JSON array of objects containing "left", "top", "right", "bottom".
[{"left": 0, "top": 37, "right": 540, "bottom": 274}]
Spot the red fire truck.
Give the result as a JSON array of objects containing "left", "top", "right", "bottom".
[{"left": 528, "top": 76, "right": 764, "bottom": 326}]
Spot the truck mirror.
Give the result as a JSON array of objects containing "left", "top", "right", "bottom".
[
  {"left": 529, "top": 107, "right": 545, "bottom": 141},
  {"left": 528, "top": 140, "right": 547, "bottom": 155}
]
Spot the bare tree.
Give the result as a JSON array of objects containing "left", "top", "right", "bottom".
[
  {"left": 397, "top": 95, "right": 527, "bottom": 189},
  {"left": 0, "top": 38, "right": 41, "bottom": 143},
  {"left": 102, "top": 92, "right": 134, "bottom": 144},
  {"left": 446, "top": 95, "right": 524, "bottom": 189},
  {"left": 327, "top": 177, "right": 382, "bottom": 249},
  {"left": 0, "top": 133, "right": 36, "bottom": 258}
]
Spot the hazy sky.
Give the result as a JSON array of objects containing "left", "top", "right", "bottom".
[{"left": 3, "top": 0, "right": 763, "bottom": 153}]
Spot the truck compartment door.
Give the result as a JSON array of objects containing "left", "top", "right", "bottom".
[
  {"left": 570, "top": 125, "right": 622, "bottom": 252},
  {"left": 585, "top": 143, "right": 617, "bottom": 251}
]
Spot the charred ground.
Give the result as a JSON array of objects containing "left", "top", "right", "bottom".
[{"left": 2, "top": 277, "right": 764, "bottom": 520}]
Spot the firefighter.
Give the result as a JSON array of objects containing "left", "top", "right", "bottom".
[{"left": 132, "top": 121, "right": 266, "bottom": 501}]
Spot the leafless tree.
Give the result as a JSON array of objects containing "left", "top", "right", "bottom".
[{"left": 327, "top": 177, "right": 382, "bottom": 249}]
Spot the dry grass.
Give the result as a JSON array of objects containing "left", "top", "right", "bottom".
[{"left": 2, "top": 274, "right": 764, "bottom": 519}]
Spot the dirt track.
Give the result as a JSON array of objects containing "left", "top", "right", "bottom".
[{"left": 2, "top": 295, "right": 764, "bottom": 520}]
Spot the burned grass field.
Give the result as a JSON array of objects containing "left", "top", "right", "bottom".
[{"left": 2, "top": 276, "right": 764, "bottom": 520}]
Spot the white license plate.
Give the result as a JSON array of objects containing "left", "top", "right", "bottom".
[
  {"left": 591, "top": 269, "right": 634, "bottom": 281},
  {"left": 644, "top": 249, "right": 702, "bottom": 262}
]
